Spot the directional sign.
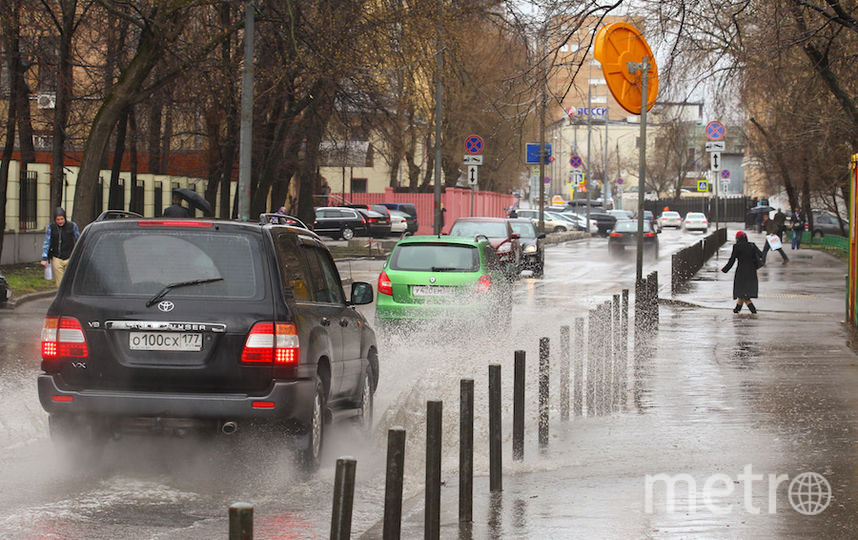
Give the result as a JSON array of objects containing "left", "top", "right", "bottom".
[
  {"left": 570, "top": 154, "right": 583, "bottom": 169},
  {"left": 463, "top": 154, "right": 483, "bottom": 165},
  {"left": 721, "top": 169, "right": 730, "bottom": 179},
  {"left": 710, "top": 152, "right": 721, "bottom": 171},
  {"left": 697, "top": 180, "right": 709, "bottom": 192},
  {"left": 465, "top": 135, "right": 483, "bottom": 155},
  {"left": 705, "top": 141, "right": 725, "bottom": 152},
  {"left": 526, "top": 143, "right": 552, "bottom": 164},
  {"left": 573, "top": 172, "right": 584, "bottom": 186},
  {"left": 705, "top": 121, "right": 725, "bottom": 141},
  {"left": 467, "top": 165, "right": 479, "bottom": 185}
]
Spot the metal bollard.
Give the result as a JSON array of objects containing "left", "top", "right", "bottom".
[
  {"left": 603, "top": 301, "right": 613, "bottom": 414},
  {"left": 612, "top": 294, "right": 621, "bottom": 411},
  {"left": 620, "top": 289, "right": 630, "bottom": 410},
  {"left": 634, "top": 277, "right": 647, "bottom": 356},
  {"left": 330, "top": 457, "right": 357, "bottom": 540},
  {"left": 538, "top": 337, "right": 550, "bottom": 448},
  {"left": 229, "top": 502, "right": 253, "bottom": 540},
  {"left": 573, "top": 317, "right": 584, "bottom": 416},
  {"left": 489, "top": 365, "right": 502, "bottom": 491},
  {"left": 560, "top": 325, "right": 570, "bottom": 421},
  {"left": 651, "top": 270, "right": 659, "bottom": 326},
  {"left": 460, "top": 379, "right": 474, "bottom": 521},
  {"left": 383, "top": 427, "right": 406, "bottom": 539},
  {"left": 586, "top": 309, "right": 596, "bottom": 415},
  {"left": 513, "top": 350, "right": 525, "bottom": 461},
  {"left": 425, "top": 400, "right": 442, "bottom": 540}
]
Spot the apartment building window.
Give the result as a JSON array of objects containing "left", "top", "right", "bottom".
[
  {"left": 18, "top": 170, "right": 37, "bottom": 231},
  {"left": 154, "top": 181, "right": 163, "bottom": 217},
  {"left": 687, "top": 148, "right": 696, "bottom": 169},
  {"left": 351, "top": 178, "right": 367, "bottom": 193},
  {"left": 37, "top": 36, "right": 59, "bottom": 91}
]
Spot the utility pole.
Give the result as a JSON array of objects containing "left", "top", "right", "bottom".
[
  {"left": 630, "top": 58, "right": 650, "bottom": 284},
  {"left": 604, "top": 106, "right": 609, "bottom": 207},
  {"left": 585, "top": 83, "right": 592, "bottom": 230},
  {"left": 433, "top": 0, "right": 443, "bottom": 235},
  {"left": 238, "top": 1, "right": 255, "bottom": 220},
  {"left": 538, "top": 38, "right": 546, "bottom": 232}
]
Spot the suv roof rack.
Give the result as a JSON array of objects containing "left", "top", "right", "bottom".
[
  {"left": 259, "top": 213, "right": 308, "bottom": 229},
  {"left": 95, "top": 210, "right": 143, "bottom": 222}
]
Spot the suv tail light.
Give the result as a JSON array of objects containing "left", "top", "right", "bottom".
[
  {"left": 475, "top": 274, "right": 492, "bottom": 293},
  {"left": 644, "top": 232, "right": 655, "bottom": 237},
  {"left": 378, "top": 272, "right": 393, "bottom": 296},
  {"left": 41, "top": 316, "right": 89, "bottom": 360},
  {"left": 241, "top": 322, "right": 300, "bottom": 365}
]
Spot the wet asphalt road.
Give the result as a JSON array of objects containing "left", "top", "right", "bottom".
[{"left": 1, "top": 227, "right": 856, "bottom": 538}]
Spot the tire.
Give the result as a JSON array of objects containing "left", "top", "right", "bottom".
[
  {"left": 342, "top": 227, "right": 355, "bottom": 240},
  {"left": 355, "top": 369, "right": 374, "bottom": 433},
  {"left": 553, "top": 226, "right": 566, "bottom": 233},
  {"left": 297, "top": 377, "right": 325, "bottom": 472},
  {"left": 813, "top": 230, "right": 823, "bottom": 239}
]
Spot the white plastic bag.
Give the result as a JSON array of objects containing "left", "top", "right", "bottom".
[
  {"left": 766, "top": 234, "right": 782, "bottom": 250},
  {"left": 44, "top": 264, "right": 53, "bottom": 281}
]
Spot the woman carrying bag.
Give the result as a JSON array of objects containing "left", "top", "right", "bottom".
[{"left": 721, "top": 230, "right": 764, "bottom": 313}]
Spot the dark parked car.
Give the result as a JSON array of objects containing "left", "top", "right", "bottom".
[
  {"left": 313, "top": 206, "right": 369, "bottom": 240},
  {"left": 608, "top": 219, "right": 659, "bottom": 257},
  {"left": 355, "top": 208, "right": 392, "bottom": 237},
  {"left": 0, "top": 271, "right": 9, "bottom": 305},
  {"left": 811, "top": 211, "right": 848, "bottom": 238},
  {"left": 379, "top": 202, "right": 418, "bottom": 227},
  {"left": 37, "top": 216, "right": 378, "bottom": 470},
  {"left": 508, "top": 218, "right": 546, "bottom": 277},
  {"left": 588, "top": 211, "right": 618, "bottom": 236},
  {"left": 448, "top": 217, "right": 523, "bottom": 280}
]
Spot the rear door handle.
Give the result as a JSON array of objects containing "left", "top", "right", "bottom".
[
  {"left": 339, "top": 319, "right": 349, "bottom": 327},
  {"left": 320, "top": 317, "right": 331, "bottom": 327}
]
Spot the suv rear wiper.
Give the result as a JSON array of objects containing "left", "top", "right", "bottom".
[
  {"left": 146, "top": 277, "right": 224, "bottom": 307},
  {"left": 430, "top": 267, "right": 458, "bottom": 272}
]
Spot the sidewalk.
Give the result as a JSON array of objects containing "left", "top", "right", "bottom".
[{"left": 377, "top": 230, "right": 858, "bottom": 539}]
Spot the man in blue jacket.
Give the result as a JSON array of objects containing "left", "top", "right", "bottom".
[{"left": 40, "top": 207, "right": 80, "bottom": 285}]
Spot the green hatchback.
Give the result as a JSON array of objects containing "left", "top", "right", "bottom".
[{"left": 375, "top": 235, "right": 512, "bottom": 326}]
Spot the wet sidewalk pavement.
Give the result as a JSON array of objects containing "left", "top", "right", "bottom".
[{"left": 374, "top": 229, "right": 858, "bottom": 539}]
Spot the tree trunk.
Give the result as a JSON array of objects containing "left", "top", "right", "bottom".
[
  {"left": 50, "top": 0, "right": 77, "bottom": 209},
  {"left": 108, "top": 109, "right": 128, "bottom": 210},
  {"left": 295, "top": 79, "right": 337, "bottom": 226},
  {"left": 147, "top": 100, "right": 163, "bottom": 173},
  {"left": 128, "top": 107, "right": 141, "bottom": 214}
]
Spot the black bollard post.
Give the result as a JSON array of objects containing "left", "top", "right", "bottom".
[
  {"left": 586, "top": 309, "right": 596, "bottom": 416},
  {"left": 489, "top": 365, "right": 502, "bottom": 491},
  {"left": 330, "top": 457, "right": 357, "bottom": 540},
  {"left": 229, "top": 502, "right": 253, "bottom": 540},
  {"left": 620, "top": 289, "right": 629, "bottom": 410},
  {"left": 594, "top": 304, "right": 604, "bottom": 416},
  {"left": 634, "top": 277, "right": 647, "bottom": 357},
  {"left": 612, "top": 294, "right": 621, "bottom": 411},
  {"left": 600, "top": 301, "right": 611, "bottom": 415},
  {"left": 560, "top": 325, "right": 570, "bottom": 421},
  {"left": 538, "top": 337, "right": 550, "bottom": 448},
  {"left": 573, "top": 317, "right": 584, "bottom": 416},
  {"left": 513, "top": 350, "right": 525, "bottom": 461},
  {"left": 383, "top": 428, "right": 406, "bottom": 539},
  {"left": 425, "top": 400, "right": 442, "bottom": 540},
  {"left": 460, "top": 379, "right": 474, "bottom": 521},
  {"left": 651, "top": 270, "right": 659, "bottom": 327}
]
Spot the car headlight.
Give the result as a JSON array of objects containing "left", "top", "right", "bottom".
[{"left": 525, "top": 244, "right": 537, "bottom": 253}]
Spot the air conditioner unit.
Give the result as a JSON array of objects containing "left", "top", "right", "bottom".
[{"left": 37, "top": 92, "right": 56, "bottom": 109}]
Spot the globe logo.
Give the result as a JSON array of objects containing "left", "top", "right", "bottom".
[{"left": 788, "top": 472, "right": 831, "bottom": 515}]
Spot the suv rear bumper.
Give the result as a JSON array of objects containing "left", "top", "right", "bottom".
[{"left": 38, "top": 374, "right": 316, "bottom": 424}]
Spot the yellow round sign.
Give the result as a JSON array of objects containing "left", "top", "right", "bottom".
[{"left": 593, "top": 23, "right": 658, "bottom": 115}]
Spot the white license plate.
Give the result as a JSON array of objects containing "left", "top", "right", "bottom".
[
  {"left": 129, "top": 332, "right": 202, "bottom": 351},
  {"left": 412, "top": 285, "right": 455, "bottom": 297}
]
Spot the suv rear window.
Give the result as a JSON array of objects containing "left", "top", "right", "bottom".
[
  {"left": 390, "top": 243, "right": 479, "bottom": 272},
  {"left": 73, "top": 230, "right": 263, "bottom": 298},
  {"left": 449, "top": 221, "right": 507, "bottom": 238}
]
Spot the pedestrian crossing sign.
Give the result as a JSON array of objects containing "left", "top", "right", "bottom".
[{"left": 697, "top": 180, "right": 709, "bottom": 192}]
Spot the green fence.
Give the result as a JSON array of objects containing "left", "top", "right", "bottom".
[{"left": 787, "top": 231, "right": 848, "bottom": 257}]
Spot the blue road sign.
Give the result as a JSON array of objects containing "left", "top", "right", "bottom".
[
  {"left": 526, "top": 143, "right": 552, "bottom": 164},
  {"left": 570, "top": 154, "right": 583, "bottom": 168},
  {"left": 721, "top": 169, "right": 731, "bottom": 179},
  {"left": 706, "top": 121, "right": 725, "bottom": 141},
  {"left": 465, "top": 135, "right": 484, "bottom": 155}
]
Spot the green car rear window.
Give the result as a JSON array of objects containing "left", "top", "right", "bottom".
[{"left": 390, "top": 243, "right": 480, "bottom": 272}]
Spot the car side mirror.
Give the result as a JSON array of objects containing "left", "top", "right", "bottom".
[
  {"left": 537, "top": 233, "right": 546, "bottom": 240},
  {"left": 349, "top": 281, "right": 374, "bottom": 305}
]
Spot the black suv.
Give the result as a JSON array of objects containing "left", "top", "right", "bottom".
[{"left": 37, "top": 216, "right": 378, "bottom": 470}]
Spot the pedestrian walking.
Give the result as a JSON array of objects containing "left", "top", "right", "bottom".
[
  {"left": 773, "top": 208, "right": 787, "bottom": 239},
  {"left": 721, "top": 230, "right": 763, "bottom": 313},
  {"left": 791, "top": 207, "right": 805, "bottom": 249},
  {"left": 164, "top": 191, "right": 191, "bottom": 217},
  {"left": 40, "top": 207, "right": 80, "bottom": 286},
  {"left": 762, "top": 213, "right": 789, "bottom": 264}
]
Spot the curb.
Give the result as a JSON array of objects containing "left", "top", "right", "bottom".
[{"left": 3, "top": 289, "right": 57, "bottom": 310}]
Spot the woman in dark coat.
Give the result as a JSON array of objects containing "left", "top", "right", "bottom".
[{"left": 721, "top": 230, "right": 763, "bottom": 313}]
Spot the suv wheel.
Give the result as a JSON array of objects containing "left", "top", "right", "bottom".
[
  {"left": 356, "top": 370, "right": 374, "bottom": 432},
  {"left": 342, "top": 227, "right": 355, "bottom": 240},
  {"left": 297, "top": 377, "right": 325, "bottom": 472},
  {"left": 813, "top": 230, "right": 823, "bottom": 239},
  {"left": 553, "top": 226, "right": 566, "bottom": 233}
]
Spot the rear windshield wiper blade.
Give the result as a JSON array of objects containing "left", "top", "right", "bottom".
[
  {"left": 146, "top": 277, "right": 224, "bottom": 307},
  {"left": 430, "top": 267, "right": 458, "bottom": 272}
]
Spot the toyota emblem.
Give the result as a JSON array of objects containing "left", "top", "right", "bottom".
[
  {"left": 157, "top": 301, "right": 175, "bottom": 312},
  {"left": 429, "top": 277, "right": 436, "bottom": 283}
]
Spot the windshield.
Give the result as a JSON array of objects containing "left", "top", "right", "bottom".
[
  {"left": 73, "top": 230, "right": 262, "bottom": 298},
  {"left": 615, "top": 220, "right": 650, "bottom": 232},
  {"left": 449, "top": 221, "right": 508, "bottom": 238},
  {"left": 509, "top": 221, "right": 537, "bottom": 238},
  {"left": 390, "top": 243, "right": 480, "bottom": 272}
]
